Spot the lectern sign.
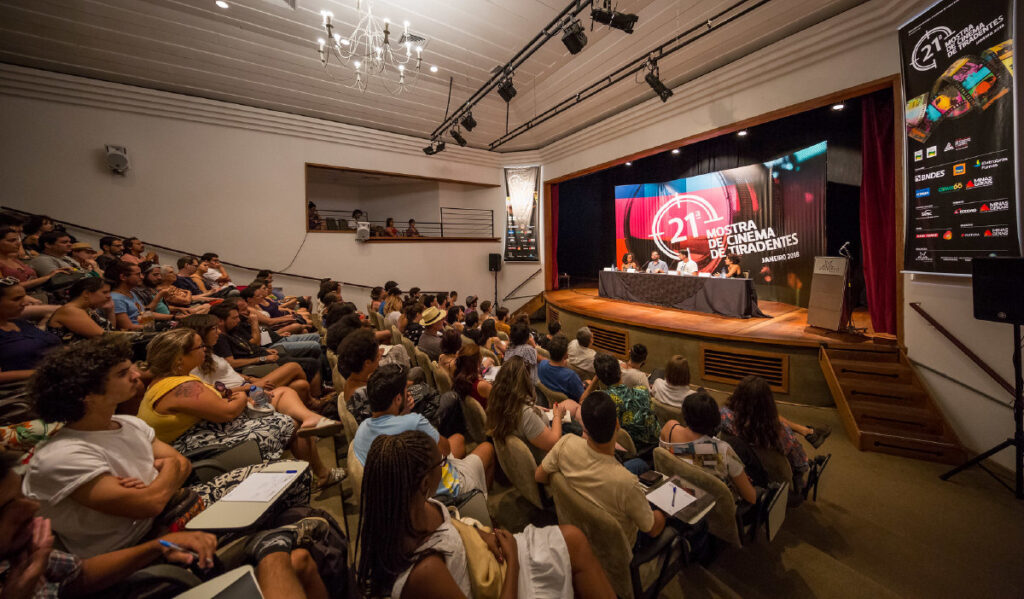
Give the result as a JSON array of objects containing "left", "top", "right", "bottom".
[{"left": 900, "top": 0, "right": 1022, "bottom": 274}]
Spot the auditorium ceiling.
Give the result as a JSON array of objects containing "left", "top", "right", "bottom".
[{"left": 0, "top": 0, "right": 868, "bottom": 151}]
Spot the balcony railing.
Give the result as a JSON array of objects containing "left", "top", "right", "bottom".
[{"left": 309, "top": 207, "right": 494, "bottom": 239}]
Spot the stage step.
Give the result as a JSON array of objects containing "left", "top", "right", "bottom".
[{"left": 819, "top": 345, "right": 967, "bottom": 465}]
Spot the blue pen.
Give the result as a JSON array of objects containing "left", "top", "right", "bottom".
[
  {"left": 671, "top": 487, "right": 676, "bottom": 507},
  {"left": 286, "top": 470, "right": 297, "bottom": 473},
  {"left": 159, "top": 539, "right": 199, "bottom": 559}
]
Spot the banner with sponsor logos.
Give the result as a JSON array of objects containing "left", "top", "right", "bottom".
[
  {"left": 901, "top": 0, "right": 1021, "bottom": 274},
  {"left": 614, "top": 142, "right": 827, "bottom": 307}
]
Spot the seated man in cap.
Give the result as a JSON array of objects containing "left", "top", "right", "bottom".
[
  {"left": 416, "top": 306, "right": 447, "bottom": 361},
  {"left": 70, "top": 242, "right": 104, "bottom": 277}
]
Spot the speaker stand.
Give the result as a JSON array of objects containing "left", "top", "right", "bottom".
[
  {"left": 940, "top": 324, "right": 1024, "bottom": 499},
  {"left": 493, "top": 270, "right": 499, "bottom": 308},
  {"left": 839, "top": 246, "right": 867, "bottom": 336}
]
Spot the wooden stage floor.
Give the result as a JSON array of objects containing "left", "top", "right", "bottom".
[{"left": 545, "top": 288, "right": 893, "bottom": 349}]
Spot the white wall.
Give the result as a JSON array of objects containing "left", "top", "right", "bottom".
[{"left": 0, "top": 64, "right": 545, "bottom": 314}]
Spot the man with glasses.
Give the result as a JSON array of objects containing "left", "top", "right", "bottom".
[
  {"left": 350, "top": 364, "right": 494, "bottom": 498},
  {"left": 96, "top": 236, "right": 124, "bottom": 271}
]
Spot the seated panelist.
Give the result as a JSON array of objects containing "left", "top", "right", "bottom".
[
  {"left": 621, "top": 252, "right": 638, "bottom": 271},
  {"left": 646, "top": 250, "right": 669, "bottom": 274},
  {"left": 675, "top": 252, "right": 698, "bottom": 275},
  {"left": 724, "top": 253, "right": 743, "bottom": 278}
]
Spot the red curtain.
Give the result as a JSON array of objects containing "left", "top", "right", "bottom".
[
  {"left": 549, "top": 184, "right": 559, "bottom": 289},
  {"left": 860, "top": 91, "right": 897, "bottom": 334}
]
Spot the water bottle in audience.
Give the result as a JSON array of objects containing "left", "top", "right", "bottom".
[{"left": 247, "top": 385, "right": 273, "bottom": 416}]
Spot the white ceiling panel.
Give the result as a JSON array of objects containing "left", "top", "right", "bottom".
[{"left": 0, "top": 0, "right": 868, "bottom": 151}]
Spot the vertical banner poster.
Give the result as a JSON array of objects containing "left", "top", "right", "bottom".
[
  {"left": 901, "top": 0, "right": 1021, "bottom": 274},
  {"left": 614, "top": 142, "right": 827, "bottom": 307},
  {"left": 503, "top": 167, "right": 540, "bottom": 261}
]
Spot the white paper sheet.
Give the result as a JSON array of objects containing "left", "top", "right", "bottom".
[
  {"left": 646, "top": 481, "right": 696, "bottom": 516},
  {"left": 218, "top": 472, "right": 300, "bottom": 502},
  {"left": 541, "top": 407, "right": 572, "bottom": 423}
]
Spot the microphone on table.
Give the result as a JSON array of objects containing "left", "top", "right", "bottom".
[{"left": 640, "top": 260, "right": 651, "bottom": 271}]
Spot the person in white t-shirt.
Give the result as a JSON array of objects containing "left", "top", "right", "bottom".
[
  {"left": 651, "top": 355, "right": 696, "bottom": 408},
  {"left": 674, "top": 252, "right": 698, "bottom": 275},
  {"left": 566, "top": 327, "right": 597, "bottom": 376}
]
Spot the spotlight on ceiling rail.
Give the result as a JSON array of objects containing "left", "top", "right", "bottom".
[
  {"left": 562, "top": 18, "right": 588, "bottom": 54},
  {"left": 497, "top": 76, "right": 517, "bottom": 103},
  {"left": 423, "top": 140, "right": 446, "bottom": 155},
  {"left": 737, "top": 130, "right": 748, "bottom": 137},
  {"left": 832, "top": 103, "right": 845, "bottom": 111},
  {"left": 592, "top": 0, "right": 638, "bottom": 34},
  {"left": 644, "top": 61, "right": 672, "bottom": 102},
  {"left": 460, "top": 112, "right": 477, "bottom": 132},
  {"left": 450, "top": 128, "right": 468, "bottom": 147}
]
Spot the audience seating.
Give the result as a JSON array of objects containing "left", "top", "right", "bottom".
[
  {"left": 400, "top": 335, "right": 416, "bottom": 362},
  {"left": 535, "top": 381, "right": 569, "bottom": 408},
  {"left": 497, "top": 331, "right": 509, "bottom": 342},
  {"left": 337, "top": 395, "right": 359, "bottom": 443},
  {"left": 461, "top": 334, "right": 475, "bottom": 347},
  {"left": 346, "top": 440, "right": 364, "bottom": 511},
  {"left": 616, "top": 428, "right": 638, "bottom": 458},
  {"left": 430, "top": 361, "right": 452, "bottom": 393},
  {"left": 753, "top": 447, "right": 794, "bottom": 487},
  {"left": 187, "top": 440, "right": 263, "bottom": 486},
  {"left": 390, "top": 325, "right": 401, "bottom": 345},
  {"left": 494, "top": 435, "right": 546, "bottom": 510},
  {"left": 650, "top": 397, "right": 678, "bottom": 427},
  {"left": 479, "top": 346, "right": 500, "bottom": 366},
  {"left": 570, "top": 364, "right": 594, "bottom": 381},
  {"left": 413, "top": 348, "right": 435, "bottom": 389},
  {"left": 536, "top": 346, "right": 551, "bottom": 360},
  {"left": 461, "top": 395, "right": 488, "bottom": 444},
  {"left": 653, "top": 448, "right": 741, "bottom": 546},
  {"left": 548, "top": 472, "right": 679, "bottom": 599}
]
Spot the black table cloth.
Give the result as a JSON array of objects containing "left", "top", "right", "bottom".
[{"left": 598, "top": 271, "right": 768, "bottom": 319}]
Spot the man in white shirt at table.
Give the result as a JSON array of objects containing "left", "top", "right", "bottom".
[
  {"left": 646, "top": 251, "right": 668, "bottom": 274},
  {"left": 674, "top": 251, "right": 698, "bottom": 275}
]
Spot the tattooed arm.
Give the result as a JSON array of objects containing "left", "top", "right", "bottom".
[{"left": 154, "top": 380, "right": 247, "bottom": 424}]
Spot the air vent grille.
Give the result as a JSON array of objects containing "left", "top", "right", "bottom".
[
  {"left": 588, "top": 323, "right": 628, "bottom": 359},
  {"left": 547, "top": 306, "right": 559, "bottom": 323},
  {"left": 701, "top": 345, "right": 789, "bottom": 392}
]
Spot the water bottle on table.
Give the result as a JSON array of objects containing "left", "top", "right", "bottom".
[{"left": 247, "top": 385, "right": 274, "bottom": 417}]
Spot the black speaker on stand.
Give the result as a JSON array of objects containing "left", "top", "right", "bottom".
[
  {"left": 940, "top": 257, "right": 1024, "bottom": 499},
  {"left": 488, "top": 253, "right": 501, "bottom": 307}
]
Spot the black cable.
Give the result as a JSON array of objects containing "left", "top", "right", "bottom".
[{"left": 443, "top": 76, "right": 453, "bottom": 124}]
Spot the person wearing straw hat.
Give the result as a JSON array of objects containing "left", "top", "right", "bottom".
[
  {"left": 70, "top": 242, "right": 103, "bottom": 277},
  {"left": 416, "top": 306, "right": 447, "bottom": 361}
]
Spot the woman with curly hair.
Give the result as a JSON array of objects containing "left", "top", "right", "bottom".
[
  {"left": 356, "top": 430, "right": 614, "bottom": 599},
  {"left": 452, "top": 344, "right": 491, "bottom": 409},
  {"left": 137, "top": 328, "right": 345, "bottom": 489},
  {"left": 486, "top": 356, "right": 580, "bottom": 460},
  {"left": 45, "top": 277, "right": 116, "bottom": 343}
]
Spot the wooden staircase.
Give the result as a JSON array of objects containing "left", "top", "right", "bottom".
[
  {"left": 512, "top": 292, "right": 546, "bottom": 321},
  {"left": 819, "top": 345, "right": 967, "bottom": 464}
]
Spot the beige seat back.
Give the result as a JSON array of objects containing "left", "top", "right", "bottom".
[
  {"left": 431, "top": 361, "right": 453, "bottom": 393},
  {"left": 480, "top": 346, "right": 500, "bottom": 366},
  {"left": 494, "top": 435, "right": 544, "bottom": 510},
  {"left": 615, "top": 428, "right": 637, "bottom": 458},
  {"left": 390, "top": 325, "right": 401, "bottom": 346},
  {"left": 650, "top": 398, "right": 678, "bottom": 427},
  {"left": 414, "top": 349, "right": 436, "bottom": 389},
  {"left": 461, "top": 395, "right": 488, "bottom": 443},
  {"left": 753, "top": 446, "right": 794, "bottom": 487},
  {"left": 653, "top": 447, "right": 741, "bottom": 546},
  {"left": 535, "top": 381, "right": 569, "bottom": 407},
  {"left": 548, "top": 472, "right": 635, "bottom": 599},
  {"left": 337, "top": 396, "right": 359, "bottom": 444},
  {"left": 535, "top": 346, "right": 550, "bottom": 360},
  {"left": 400, "top": 336, "right": 416, "bottom": 363},
  {"left": 346, "top": 440, "right": 364, "bottom": 511},
  {"left": 497, "top": 331, "right": 509, "bottom": 342}
]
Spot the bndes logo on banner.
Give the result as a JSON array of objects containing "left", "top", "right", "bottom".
[{"left": 915, "top": 169, "right": 945, "bottom": 182}]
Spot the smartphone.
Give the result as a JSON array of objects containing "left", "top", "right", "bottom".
[{"left": 638, "top": 471, "right": 662, "bottom": 487}]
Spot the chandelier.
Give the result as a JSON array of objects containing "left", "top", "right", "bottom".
[{"left": 316, "top": 1, "right": 432, "bottom": 95}]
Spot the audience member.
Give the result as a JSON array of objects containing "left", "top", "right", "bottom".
[
  {"left": 462, "top": 310, "right": 481, "bottom": 343},
  {"left": 416, "top": 306, "right": 446, "bottom": 361},
  {"left": 487, "top": 356, "right": 580, "bottom": 461},
  {"left": 465, "top": 295, "right": 478, "bottom": 315},
  {"left": 356, "top": 430, "right": 613, "bottom": 598},
  {"left": 338, "top": 329, "right": 380, "bottom": 424},
  {"left": 134, "top": 262, "right": 177, "bottom": 323},
  {"left": 384, "top": 218, "right": 399, "bottom": 237},
  {"left": 540, "top": 320, "right": 562, "bottom": 350},
  {"left": 27, "top": 230, "right": 83, "bottom": 279},
  {"left": 405, "top": 219, "right": 420, "bottom": 237},
  {"left": 402, "top": 303, "right": 424, "bottom": 344},
  {"left": 494, "top": 306, "right": 510, "bottom": 335},
  {"left": 651, "top": 354, "right": 695, "bottom": 407},
  {"left": 453, "top": 344, "right": 491, "bottom": 409},
  {"left": 660, "top": 390, "right": 757, "bottom": 504},
  {"left": 536, "top": 391, "right": 665, "bottom": 542},
  {"left": 106, "top": 261, "right": 150, "bottom": 331},
  {"left": 478, "top": 319, "right": 506, "bottom": 359},
  {"left": 69, "top": 242, "right": 103, "bottom": 277},
  {"left": 0, "top": 280, "right": 60, "bottom": 385},
  {"left": 479, "top": 300, "right": 494, "bottom": 321},
  {"left": 119, "top": 237, "right": 157, "bottom": 265},
  {"left": 96, "top": 236, "right": 123, "bottom": 271},
  {"left": 156, "top": 264, "right": 207, "bottom": 310},
  {"left": 504, "top": 322, "right": 539, "bottom": 383},
  {"left": 381, "top": 286, "right": 403, "bottom": 321},
  {"left": 0, "top": 226, "right": 70, "bottom": 302},
  {"left": 620, "top": 343, "right": 650, "bottom": 390},
  {"left": 368, "top": 286, "right": 383, "bottom": 313},
  {"left": 537, "top": 334, "right": 587, "bottom": 401},
  {"left": 593, "top": 353, "right": 661, "bottom": 456},
  {"left": 567, "top": 326, "right": 597, "bottom": 375},
  {"left": 447, "top": 290, "right": 458, "bottom": 308},
  {"left": 45, "top": 277, "right": 115, "bottom": 343},
  {"left": 438, "top": 327, "right": 462, "bottom": 378},
  {"left": 444, "top": 304, "right": 465, "bottom": 332},
  {"left": 199, "top": 252, "right": 231, "bottom": 288},
  {"left": 21, "top": 214, "right": 55, "bottom": 255}
]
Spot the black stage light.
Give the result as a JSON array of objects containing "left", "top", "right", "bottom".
[
  {"left": 434, "top": 140, "right": 446, "bottom": 153},
  {"left": 591, "top": 1, "right": 638, "bottom": 33},
  {"left": 460, "top": 112, "right": 477, "bottom": 131},
  {"left": 562, "top": 19, "right": 588, "bottom": 54},
  {"left": 450, "top": 128, "right": 467, "bottom": 147},
  {"left": 497, "top": 77, "right": 517, "bottom": 102},
  {"left": 645, "top": 63, "right": 672, "bottom": 102},
  {"left": 423, "top": 144, "right": 436, "bottom": 155}
]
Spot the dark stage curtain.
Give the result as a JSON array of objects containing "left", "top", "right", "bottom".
[
  {"left": 860, "top": 90, "right": 897, "bottom": 334},
  {"left": 550, "top": 183, "right": 559, "bottom": 289}
]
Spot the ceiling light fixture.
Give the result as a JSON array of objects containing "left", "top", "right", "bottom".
[
  {"left": 592, "top": 0, "right": 638, "bottom": 34},
  {"left": 460, "top": 112, "right": 477, "bottom": 132},
  {"left": 497, "top": 75, "right": 517, "bottom": 103},
  {"left": 671, "top": 148, "right": 680, "bottom": 154},
  {"left": 423, "top": 139, "right": 446, "bottom": 155},
  {"left": 215, "top": 0, "right": 229, "bottom": 8},
  {"left": 625, "top": 161, "right": 632, "bottom": 166},
  {"left": 561, "top": 18, "right": 588, "bottom": 54},
  {"left": 832, "top": 103, "right": 845, "bottom": 111},
  {"left": 737, "top": 130, "right": 748, "bottom": 137},
  {"left": 316, "top": 4, "right": 428, "bottom": 95},
  {"left": 643, "top": 59, "right": 672, "bottom": 102},
  {"left": 450, "top": 128, "right": 467, "bottom": 147}
]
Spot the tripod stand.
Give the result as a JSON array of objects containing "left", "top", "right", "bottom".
[
  {"left": 940, "top": 323, "right": 1024, "bottom": 499},
  {"left": 839, "top": 245, "right": 867, "bottom": 336}
]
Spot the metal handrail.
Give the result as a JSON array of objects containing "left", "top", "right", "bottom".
[
  {"left": 909, "top": 302, "right": 1014, "bottom": 396},
  {"left": 503, "top": 268, "right": 543, "bottom": 302}
]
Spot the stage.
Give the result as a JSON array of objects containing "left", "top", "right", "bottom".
[{"left": 544, "top": 287, "right": 895, "bottom": 407}]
